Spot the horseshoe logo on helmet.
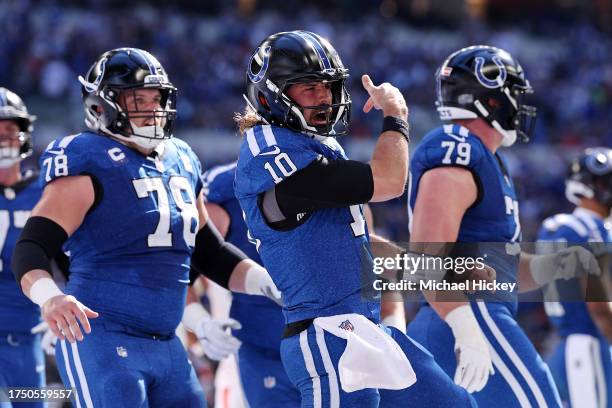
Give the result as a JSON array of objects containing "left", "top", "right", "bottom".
[
  {"left": 79, "top": 56, "right": 108, "bottom": 94},
  {"left": 247, "top": 46, "right": 271, "bottom": 84},
  {"left": 474, "top": 56, "right": 507, "bottom": 89}
]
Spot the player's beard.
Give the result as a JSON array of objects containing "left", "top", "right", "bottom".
[{"left": 308, "top": 108, "right": 332, "bottom": 126}]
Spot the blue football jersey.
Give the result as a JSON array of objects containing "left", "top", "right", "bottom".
[
  {"left": 234, "top": 125, "right": 380, "bottom": 324},
  {"left": 40, "top": 132, "right": 202, "bottom": 336},
  {"left": 203, "top": 162, "right": 285, "bottom": 351},
  {"left": 537, "top": 207, "right": 611, "bottom": 337},
  {"left": 408, "top": 124, "right": 521, "bottom": 312},
  {"left": 0, "top": 173, "right": 42, "bottom": 333}
]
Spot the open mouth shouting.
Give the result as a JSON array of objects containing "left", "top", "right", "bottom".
[{"left": 309, "top": 108, "right": 332, "bottom": 125}]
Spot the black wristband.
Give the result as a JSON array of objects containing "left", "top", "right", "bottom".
[{"left": 382, "top": 116, "right": 410, "bottom": 143}]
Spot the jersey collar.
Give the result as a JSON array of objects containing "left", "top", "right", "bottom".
[{"left": 573, "top": 206, "right": 603, "bottom": 221}]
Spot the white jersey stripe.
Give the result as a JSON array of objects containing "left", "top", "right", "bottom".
[
  {"left": 487, "top": 339, "right": 531, "bottom": 407},
  {"left": 315, "top": 325, "right": 339, "bottom": 408},
  {"left": 245, "top": 128, "right": 260, "bottom": 156},
  {"left": 58, "top": 134, "right": 78, "bottom": 148},
  {"left": 71, "top": 341, "right": 94, "bottom": 408},
  {"left": 60, "top": 340, "right": 82, "bottom": 408},
  {"left": 300, "top": 330, "right": 322, "bottom": 408},
  {"left": 262, "top": 125, "right": 277, "bottom": 147}
]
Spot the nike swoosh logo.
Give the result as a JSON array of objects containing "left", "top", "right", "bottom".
[
  {"left": 260, "top": 146, "right": 281, "bottom": 156},
  {"left": 47, "top": 148, "right": 65, "bottom": 155},
  {"left": 446, "top": 134, "right": 466, "bottom": 142}
]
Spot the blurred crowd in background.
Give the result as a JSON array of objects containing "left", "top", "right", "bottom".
[
  {"left": 1, "top": 1, "right": 610, "bottom": 404},
  {"left": 1, "top": 0, "right": 610, "bottom": 243}
]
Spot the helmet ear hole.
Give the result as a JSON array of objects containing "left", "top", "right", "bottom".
[
  {"left": 487, "top": 98, "right": 501, "bottom": 109},
  {"left": 258, "top": 93, "right": 270, "bottom": 111}
]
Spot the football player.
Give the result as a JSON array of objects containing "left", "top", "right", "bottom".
[
  {"left": 234, "top": 31, "right": 477, "bottom": 407},
  {"left": 202, "top": 161, "right": 407, "bottom": 407},
  {"left": 0, "top": 88, "right": 44, "bottom": 408},
  {"left": 202, "top": 162, "right": 301, "bottom": 407},
  {"left": 11, "top": 48, "right": 279, "bottom": 407},
  {"left": 537, "top": 147, "right": 612, "bottom": 407},
  {"left": 406, "top": 45, "right": 599, "bottom": 407}
]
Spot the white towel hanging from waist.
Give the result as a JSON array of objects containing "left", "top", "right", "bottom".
[{"left": 313, "top": 313, "right": 417, "bottom": 393}]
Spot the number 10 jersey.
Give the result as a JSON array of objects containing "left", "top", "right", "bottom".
[{"left": 234, "top": 125, "right": 380, "bottom": 325}]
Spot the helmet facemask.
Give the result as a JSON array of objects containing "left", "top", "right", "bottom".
[
  {"left": 500, "top": 83, "right": 536, "bottom": 144},
  {"left": 0, "top": 88, "right": 35, "bottom": 166},
  {"left": 273, "top": 76, "right": 351, "bottom": 138},
  {"left": 0, "top": 127, "right": 31, "bottom": 168},
  {"left": 469, "top": 82, "right": 536, "bottom": 147},
  {"left": 114, "top": 87, "right": 176, "bottom": 148},
  {"left": 82, "top": 79, "right": 177, "bottom": 150},
  {"left": 79, "top": 48, "right": 177, "bottom": 150},
  {"left": 245, "top": 31, "right": 352, "bottom": 138}
]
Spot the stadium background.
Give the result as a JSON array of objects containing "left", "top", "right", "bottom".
[{"left": 1, "top": 0, "right": 610, "bottom": 405}]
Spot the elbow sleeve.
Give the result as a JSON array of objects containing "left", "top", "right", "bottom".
[
  {"left": 12, "top": 216, "right": 68, "bottom": 284},
  {"left": 191, "top": 222, "right": 247, "bottom": 289}
]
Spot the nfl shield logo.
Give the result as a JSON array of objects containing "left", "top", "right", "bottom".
[
  {"left": 441, "top": 66, "right": 453, "bottom": 76},
  {"left": 116, "top": 346, "right": 128, "bottom": 358},
  {"left": 339, "top": 320, "right": 354, "bottom": 332},
  {"left": 263, "top": 376, "right": 276, "bottom": 389}
]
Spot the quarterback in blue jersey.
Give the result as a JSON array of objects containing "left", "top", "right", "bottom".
[
  {"left": 11, "top": 48, "right": 279, "bottom": 408},
  {"left": 234, "top": 31, "right": 477, "bottom": 407},
  {"left": 203, "top": 162, "right": 301, "bottom": 407},
  {"left": 406, "top": 45, "right": 600, "bottom": 407},
  {"left": 0, "top": 88, "right": 45, "bottom": 408},
  {"left": 537, "top": 147, "right": 612, "bottom": 408}
]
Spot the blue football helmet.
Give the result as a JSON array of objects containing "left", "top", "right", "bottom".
[
  {"left": 566, "top": 147, "right": 612, "bottom": 209},
  {"left": 79, "top": 47, "right": 177, "bottom": 149},
  {"left": 435, "top": 45, "right": 536, "bottom": 146},
  {"left": 0, "top": 87, "right": 35, "bottom": 165},
  {"left": 245, "top": 31, "right": 351, "bottom": 137}
]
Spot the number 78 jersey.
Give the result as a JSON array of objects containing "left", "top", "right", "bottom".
[
  {"left": 40, "top": 132, "right": 202, "bottom": 334},
  {"left": 235, "top": 125, "right": 380, "bottom": 325}
]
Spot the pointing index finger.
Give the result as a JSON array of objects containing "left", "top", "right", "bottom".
[{"left": 361, "top": 74, "right": 376, "bottom": 91}]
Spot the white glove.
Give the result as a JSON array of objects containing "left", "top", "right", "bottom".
[
  {"left": 31, "top": 321, "right": 58, "bottom": 356},
  {"left": 182, "top": 303, "right": 242, "bottom": 361},
  {"left": 244, "top": 265, "right": 283, "bottom": 306},
  {"left": 530, "top": 246, "right": 601, "bottom": 286},
  {"left": 445, "top": 305, "right": 494, "bottom": 393}
]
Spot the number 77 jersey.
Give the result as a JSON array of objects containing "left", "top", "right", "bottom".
[
  {"left": 234, "top": 125, "right": 380, "bottom": 325},
  {"left": 39, "top": 131, "right": 202, "bottom": 335}
]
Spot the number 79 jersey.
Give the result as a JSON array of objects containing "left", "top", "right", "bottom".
[
  {"left": 40, "top": 131, "right": 202, "bottom": 335},
  {"left": 234, "top": 125, "right": 380, "bottom": 325},
  {"left": 407, "top": 125, "right": 521, "bottom": 310}
]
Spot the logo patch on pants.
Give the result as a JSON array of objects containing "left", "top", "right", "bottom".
[
  {"left": 338, "top": 320, "right": 354, "bottom": 331},
  {"left": 263, "top": 376, "right": 276, "bottom": 389}
]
